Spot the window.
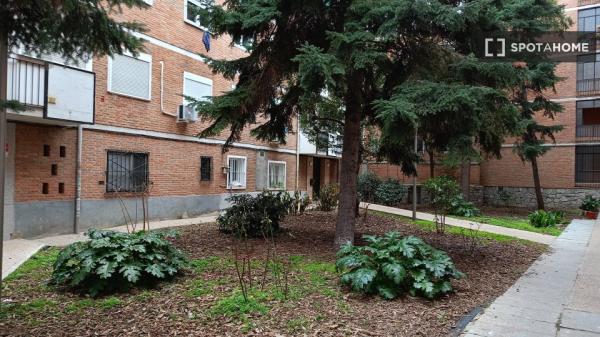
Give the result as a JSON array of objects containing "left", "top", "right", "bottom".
[
  {"left": 577, "top": 99, "right": 600, "bottom": 137},
  {"left": 183, "top": 72, "right": 212, "bottom": 107},
  {"left": 578, "top": 8, "right": 600, "bottom": 33},
  {"left": 184, "top": 0, "right": 206, "bottom": 29},
  {"left": 200, "top": 156, "right": 212, "bottom": 181},
  {"left": 576, "top": 145, "right": 600, "bottom": 184},
  {"left": 227, "top": 155, "right": 247, "bottom": 189},
  {"left": 234, "top": 35, "right": 253, "bottom": 49},
  {"left": 577, "top": 54, "right": 600, "bottom": 95},
  {"left": 106, "top": 151, "right": 149, "bottom": 192},
  {"left": 108, "top": 52, "right": 152, "bottom": 100},
  {"left": 268, "top": 161, "right": 286, "bottom": 190}
]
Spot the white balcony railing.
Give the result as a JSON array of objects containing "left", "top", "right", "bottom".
[{"left": 6, "top": 54, "right": 95, "bottom": 124}]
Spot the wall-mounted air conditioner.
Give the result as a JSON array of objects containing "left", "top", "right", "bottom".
[{"left": 177, "top": 105, "right": 198, "bottom": 123}]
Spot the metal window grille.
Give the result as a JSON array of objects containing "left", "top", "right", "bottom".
[
  {"left": 200, "top": 156, "right": 212, "bottom": 181},
  {"left": 227, "top": 157, "right": 246, "bottom": 188},
  {"left": 106, "top": 151, "right": 149, "bottom": 192},
  {"left": 576, "top": 99, "right": 600, "bottom": 138},
  {"left": 268, "top": 162, "right": 286, "bottom": 189},
  {"left": 576, "top": 145, "right": 600, "bottom": 184}
]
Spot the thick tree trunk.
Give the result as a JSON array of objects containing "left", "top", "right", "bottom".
[
  {"left": 460, "top": 159, "right": 470, "bottom": 200},
  {"left": 428, "top": 150, "right": 435, "bottom": 179},
  {"left": 334, "top": 78, "right": 363, "bottom": 248},
  {"left": 530, "top": 156, "right": 545, "bottom": 210}
]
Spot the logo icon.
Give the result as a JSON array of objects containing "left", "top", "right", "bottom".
[{"left": 485, "top": 38, "right": 506, "bottom": 57}]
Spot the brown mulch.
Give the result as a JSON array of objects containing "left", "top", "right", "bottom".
[{"left": 1, "top": 211, "right": 546, "bottom": 337}]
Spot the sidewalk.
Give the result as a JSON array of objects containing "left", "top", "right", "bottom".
[
  {"left": 362, "top": 203, "right": 556, "bottom": 245},
  {"left": 461, "top": 218, "right": 600, "bottom": 337},
  {"left": 2, "top": 213, "right": 218, "bottom": 279}
]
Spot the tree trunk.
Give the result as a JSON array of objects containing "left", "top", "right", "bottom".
[
  {"left": 428, "top": 150, "right": 435, "bottom": 179},
  {"left": 334, "top": 76, "right": 363, "bottom": 248},
  {"left": 460, "top": 159, "right": 470, "bottom": 200},
  {"left": 530, "top": 156, "right": 545, "bottom": 210}
]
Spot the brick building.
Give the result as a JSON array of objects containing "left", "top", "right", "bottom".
[
  {"left": 3, "top": 0, "right": 339, "bottom": 239},
  {"left": 370, "top": 0, "right": 600, "bottom": 209}
]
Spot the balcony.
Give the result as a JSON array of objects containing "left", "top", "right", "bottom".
[
  {"left": 298, "top": 130, "right": 342, "bottom": 158},
  {"left": 576, "top": 79, "right": 600, "bottom": 97},
  {"left": 6, "top": 54, "right": 95, "bottom": 125},
  {"left": 578, "top": 0, "right": 600, "bottom": 6}
]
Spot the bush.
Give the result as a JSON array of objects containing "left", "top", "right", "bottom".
[
  {"left": 580, "top": 195, "right": 600, "bottom": 212},
  {"left": 423, "top": 176, "right": 461, "bottom": 233},
  {"left": 316, "top": 184, "right": 339, "bottom": 211},
  {"left": 449, "top": 195, "right": 480, "bottom": 217},
  {"left": 374, "top": 178, "right": 406, "bottom": 206},
  {"left": 50, "top": 229, "right": 187, "bottom": 297},
  {"left": 336, "top": 232, "right": 463, "bottom": 299},
  {"left": 283, "top": 191, "right": 311, "bottom": 215},
  {"left": 357, "top": 172, "right": 382, "bottom": 202},
  {"left": 218, "top": 191, "right": 292, "bottom": 238},
  {"left": 528, "top": 210, "right": 563, "bottom": 228}
]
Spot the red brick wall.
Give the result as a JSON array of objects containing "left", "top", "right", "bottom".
[{"left": 14, "top": 124, "right": 77, "bottom": 202}]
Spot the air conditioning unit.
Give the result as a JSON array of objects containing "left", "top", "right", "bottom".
[{"left": 177, "top": 105, "right": 198, "bottom": 123}]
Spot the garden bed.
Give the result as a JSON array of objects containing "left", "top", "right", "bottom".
[{"left": 1, "top": 211, "right": 546, "bottom": 337}]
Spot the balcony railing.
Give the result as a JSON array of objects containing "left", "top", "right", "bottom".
[
  {"left": 578, "top": 0, "right": 600, "bottom": 6},
  {"left": 7, "top": 56, "right": 46, "bottom": 108},
  {"left": 577, "top": 125, "right": 600, "bottom": 138},
  {"left": 577, "top": 79, "right": 600, "bottom": 96},
  {"left": 6, "top": 54, "right": 95, "bottom": 124}
]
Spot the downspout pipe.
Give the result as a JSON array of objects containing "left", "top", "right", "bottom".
[
  {"left": 74, "top": 125, "right": 82, "bottom": 233},
  {"left": 295, "top": 117, "right": 300, "bottom": 191}
]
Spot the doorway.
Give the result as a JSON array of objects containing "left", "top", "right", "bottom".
[{"left": 312, "top": 157, "right": 321, "bottom": 197}]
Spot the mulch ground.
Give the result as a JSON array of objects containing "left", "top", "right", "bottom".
[{"left": 1, "top": 211, "right": 546, "bottom": 337}]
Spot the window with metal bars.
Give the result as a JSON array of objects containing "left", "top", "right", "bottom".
[
  {"left": 106, "top": 151, "right": 149, "bottom": 192},
  {"left": 576, "top": 145, "right": 600, "bottom": 184},
  {"left": 200, "top": 156, "right": 212, "bottom": 181}
]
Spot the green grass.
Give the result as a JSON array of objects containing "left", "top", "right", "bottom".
[
  {"left": 4, "top": 247, "right": 59, "bottom": 282},
  {"left": 371, "top": 210, "right": 537, "bottom": 244},
  {"left": 458, "top": 215, "right": 562, "bottom": 236}
]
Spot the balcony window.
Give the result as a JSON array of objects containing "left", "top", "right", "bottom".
[
  {"left": 227, "top": 155, "right": 247, "bottom": 189},
  {"left": 108, "top": 52, "right": 152, "bottom": 100},
  {"left": 577, "top": 54, "right": 600, "bottom": 96},
  {"left": 268, "top": 161, "right": 286, "bottom": 190},
  {"left": 576, "top": 145, "right": 600, "bottom": 184},
  {"left": 577, "top": 99, "right": 600, "bottom": 138},
  {"left": 578, "top": 8, "right": 600, "bottom": 33},
  {"left": 106, "top": 151, "right": 149, "bottom": 192}
]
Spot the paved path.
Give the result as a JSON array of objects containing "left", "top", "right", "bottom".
[
  {"left": 461, "top": 218, "right": 600, "bottom": 337},
  {"left": 2, "top": 213, "right": 218, "bottom": 279},
  {"left": 362, "top": 203, "right": 556, "bottom": 245}
]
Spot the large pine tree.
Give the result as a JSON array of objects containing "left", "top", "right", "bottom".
[{"left": 194, "top": 0, "right": 568, "bottom": 247}]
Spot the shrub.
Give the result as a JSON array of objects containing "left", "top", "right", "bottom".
[
  {"left": 423, "top": 176, "right": 461, "bottom": 233},
  {"left": 449, "top": 195, "right": 480, "bottom": 217},
  {"left": 218, "top": 191, "right": 293, "bottom": 237},
  {"left": 357, "top": 172, "right": 381, "bottom": 202},
  {"left": 336, "top": 232, "right": 463, "bottom": 299},
  {"left": 50, "top": 229, "right": 187, "bottom": 297},
  {"left": 284, "top": 191, "right": 311, "bottom": 215},
  {"left": 374, "top": 178, "right": 406, "bottom": 206},
  {"left": 528, "top": 210, "right": 563, "bottom": 228},
  {"left": 580, "top": 195, "right": 600, "bottom": 212},
  {"left": 316, "top": 184, "right": 339, "bottom": 211}
]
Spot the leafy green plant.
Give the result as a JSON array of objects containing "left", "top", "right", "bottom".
[
  {"left": 336, "top": 232, "right": 463, "bottom": 299},
  {"left": 528, "top": 210, "right": 563, "bottom": 228},
  {"left": 218, "top": 191, "right": 293, "bottom": 238},
  {"left": 449, "top": 195, "right": 480, "bottom": 217},
  {"left": 374, "top": 178, "right": 406, "bottom": 206},
  {"left": 580, "top": 195, "right": 600, "bottom": 212},
  {"left": 423, "top": 176, "right": 461, "bottom": 233},
  {"left": 284, "top": 191, "right": 311, "bottom": 215},
  {"left": 357, "top": 172, "right": 382, "bottom": 203},
  {"left": 316, "top": 184, "right": 339, "bottom": 211},
  {"left": 50, "top": 229, "right": 187, "bottom": 297}
]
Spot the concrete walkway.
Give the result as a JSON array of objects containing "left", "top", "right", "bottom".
[
  {"left": 461, "top": 218, "right": 600, "bottom": 337},
  {"left": 362, "top": 203, "right": 556, "bottom": 245},
  {"left": 2, "top": 213, "right": 218, "bottom": 279}
]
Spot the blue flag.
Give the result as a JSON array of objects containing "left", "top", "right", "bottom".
[{"left": 202, "top": 31, "right": 211, "bottom": 52}]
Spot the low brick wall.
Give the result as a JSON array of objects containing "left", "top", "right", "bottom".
[{"left": 482, "top": 186, "right": 600, "bottom": 209}]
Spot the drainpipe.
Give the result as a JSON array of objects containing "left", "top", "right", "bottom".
[
  {"left": 74, "top": 125, "right": 82, "bottom": 233},
  {"left": 295, "top": 117, "right": 300, "bottom": 191}
]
